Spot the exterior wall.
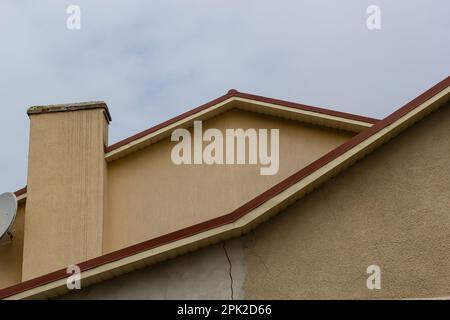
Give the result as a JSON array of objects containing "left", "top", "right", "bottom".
[
  {"left": 22, "top": 109, "right": 108, "bottom": 280},
  {"left": 243, "top": 104, "right": 450, "bottom": 299},
  {"left": 61, "top": 104, "right": 449, "bottom": 300},
  {"left": 62, "top": 239, "right": 245, "bottom": 300},
  {"left": 104, "top": 109, "right": 353, "bottom": 253},
  {"left": 0, "top": 107, "right": 352, "bottom": 290},
  {"left": 0, "top": 203, "right": 25, "bottom": 289}
]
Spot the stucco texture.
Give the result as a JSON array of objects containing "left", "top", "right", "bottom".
[
  {"left": 104, "top": 108, "right": 353, "bottom": 253},
  {"left": 243, "top": 103, "right": 450, "bottom": 299},
  {"left": 62, "top": 239, "right": 245, "bottom": 300},
  {"left": 60, "top": 104, "right": 450, "bottom": 300},
  {"left": 22, "top": 109, "right": 108, "bottom": 280},
  {"left": 0, "top": 203, "right": 25, "bottom": 289}
]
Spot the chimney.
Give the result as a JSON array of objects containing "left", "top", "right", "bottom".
[{"left": 22, "top": 102, "right": 111, "bottom": 281}]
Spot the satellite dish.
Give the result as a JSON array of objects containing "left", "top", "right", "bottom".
[{"left": 0, "top": 192, "right": 17, "bottom": 243}]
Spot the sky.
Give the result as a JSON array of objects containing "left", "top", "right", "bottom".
[{"left": 0, "top": 0, "right": 449, "bottom": 192}]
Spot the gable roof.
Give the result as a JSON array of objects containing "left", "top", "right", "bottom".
[
  {"left": 105, "top": 89, "right": 378, "bottom": 162},
  {"left": 12, "top": 90, "right": 378, "bottom": 202},
  {"left": 2, "top": 77, "right": 449, "bottom": 300}
]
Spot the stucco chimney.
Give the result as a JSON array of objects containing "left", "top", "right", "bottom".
[{"left": 22, "top": 102, "right": 111, "bottom": 281}]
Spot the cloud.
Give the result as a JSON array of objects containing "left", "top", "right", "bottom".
[{"left": 0, "top": 0, "right": 449, "bottom": 191}]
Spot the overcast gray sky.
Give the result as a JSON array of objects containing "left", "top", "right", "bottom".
[{"left": 0, "top": 0, "right": 449, "bottom": 192}]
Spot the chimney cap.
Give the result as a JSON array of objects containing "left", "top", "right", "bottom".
[{"left": 27, "top": 101, "right": 112, "bottom": 123}]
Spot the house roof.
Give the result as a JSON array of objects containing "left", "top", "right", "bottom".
[
  {"left": 2, "top": 76, "right": 449, "bottom": 299},
  {"left": 106, "top": 89, "right": 378, "bottom": 154},
  {"left": 12, "top": 89, "right": 378, "bottom": 203},
  {"left": 104, "top": 89, "right": 378, "bottom": 162}
]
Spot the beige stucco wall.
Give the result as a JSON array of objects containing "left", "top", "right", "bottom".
[
  {"left": 104, "top": 109, "right": 353, "bottom": 253},
  {"left": 60, "top": 103, "right": 449, "bottom": 300},
  {"left": 62, "top": 239, "right": 245, "bottom": 300},
  {"left": 0, "top": 203, "right": 25, "bottom": 289},
  {"left": 243, "top": 103, "right": 450, "bottom": 299},
  {"left": 22, "top": 109, "right": 108, "bottom": 281},
  {"left": 0, "top": 107, "right": 352, "bottom": 290}
]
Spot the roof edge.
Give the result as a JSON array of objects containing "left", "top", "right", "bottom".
[
  {"left": 105, "top": 89, "right": 379, "bottom": 153},
  {"left": 106, "top": 91, "right": 234, "bottom": 153},
  {"left": 233, "top": 91, "right": 379, "bottom": 124}
]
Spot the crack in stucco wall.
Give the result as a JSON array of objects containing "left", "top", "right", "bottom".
[{"left": 222, "top": 241, "right": 234, "bottom": 300}]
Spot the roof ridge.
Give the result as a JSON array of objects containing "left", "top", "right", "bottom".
[
  {"left": 232, "top": 90, "right": 380, "bottom": 124},
  {"left": 105, "top": 89, "right": 379, "bottom": 153}
]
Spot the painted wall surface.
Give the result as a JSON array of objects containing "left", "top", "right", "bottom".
[
  {"left": 0, "top": 107, "right": 352, "bottom": 290},
  {"left": 61, "top": 104, "right": 449, "bottom": 300},
  {"left": 243, "top": 104, "right": 450, "bottom": 299},
  {"left": 104, "top": 109, "right": 353, "bottom": 253},
  {"left": 0, "top": 203, "right": 25, "bottom": 289},
  {"left": 22, "top": 109, "right": 108, "bottom": 281},
  {"left": 62, "top": 239, "right": 245, "bottom": 300}
]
